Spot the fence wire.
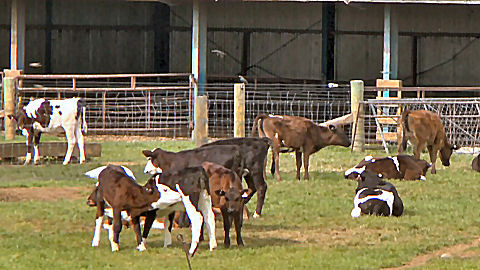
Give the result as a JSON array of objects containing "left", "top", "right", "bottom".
[{"left": 363, "top": 98, "right": 480, "bottom": 149}]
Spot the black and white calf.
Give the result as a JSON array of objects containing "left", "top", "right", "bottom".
[
  {"left": 350, "top": 168, "right": 404, "bottom": 218},
  {"left": 9, "top": 97, "right": 87, "bottom": 165}
]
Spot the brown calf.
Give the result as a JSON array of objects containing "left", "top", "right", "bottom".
[
  {"left": 202, "top": 161, "right": 250, "bottom": 248},
  {"left": 251, "top": 114, "right": 351, "bottom": 181},
  {"left": 398, "top": 110, "right": 459, "bottom": 174},
  {"left": 345, "top": 155, "right": 431, "bottom": 181}
]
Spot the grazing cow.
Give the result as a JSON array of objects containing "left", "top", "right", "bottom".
[
  {"left": 350, "top": 168, "right": 404, "bottom": 217},
  {"left": 87, "top": 165, "right": 183, "bottom": 252},
  {"left": 472, "top": 153, "right": 480, "bottom": 172},
  {"left": 8, "top": 97, "right": 87, "bottom": 165},
  {"left": 398, "top": 109, "right": 459, "bottom": 174},
  {"left": 345, "top": 155, "right": 431, "bottom": 181},
  {"left": 202, "top": 137, "right": 270, "bottom": 218},
  {"left": 251, "top": 114, "right": 351, "bottom": 181},
  {"left": 143, "top": 167, "right": 217, "bottom": 256},
  {"left": 202, "top": 161, "right": 250, "bottom": 247}
]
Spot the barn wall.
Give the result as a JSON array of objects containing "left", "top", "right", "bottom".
[
  {"left": 171, "top": 2, "right": 480, "bottom": 86},
  {"left": 0, "top": 0, "right": 169, "bottom": 74}
]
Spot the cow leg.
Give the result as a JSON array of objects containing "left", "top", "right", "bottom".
[
  {"left": 253, "top": 176, "right": 267, "bottom": 218},
  {"left": 303, "top": 152, "right": 311, "bottom": 180},
  {"left": 104, "top": 218, "right": 114, "bottom": 246},
  {"left": 131, "top": 215, "right": 146, "bottom": 251},
  {"left": 163, "top": 213, "right": 175, "bottom": 247},
  {"left": 197, "top": 189, "right": 217, "bottom": 251},
  {"left": 142, "top": 210, "right": 157, "bottom": 245},
  {"left": 24, "top": 133, "right": 34, "bottom": 165},
  {"left": 234, "top": 210, "right": 244, "bottom": 246},
  {"left": 295, "top": 150, "right": 302, "bottom": 180},
  {"left": 33, "top": 133, "right": 42, "bottom": 165},
  {"left": 63, "top": 127, "right": 76, "bottom": 165},
  {"left": 427, "top": 145, "right": 438, "bottom": 174},
  {"left": 75, "top": 124, "right": 86, "bottom": 164},
  {"left": 175, "top": 185, "right": 203, "bottom": 256},
  {"left": 111, "top": 208, "right": 122, "bottom": 252},
  {"left": 413, "top": 141, "right": 425, "bottom": 160},
  {"left": 222, "top": 210, "right": 232, "bottom": 248},
  {"left": 91, "top": 203, "right": 105, "bottom": 247}
]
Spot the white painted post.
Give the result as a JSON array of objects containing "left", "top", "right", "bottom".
[
  {"left": 351, "top": 80, "right": 365, "bottom": 152},
  {"left": 234, "top": 83, "right": 245, "bottom": 137}
]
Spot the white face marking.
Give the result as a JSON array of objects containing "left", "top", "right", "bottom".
[
  {"left": 144, "top": 159, "right": 163, "bottom": 174},
  {"left": 151, "top": 184, "right": 182, "bottom": 209},
  {"left": 344, "top": 166, "right": 366, "bottom": 178},
  {"left": 364, "top": 155, "right": 374, "bottom": 162}
]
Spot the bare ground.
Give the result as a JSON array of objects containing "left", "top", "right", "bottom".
[{"left": 0, "top": 186, "right": 91, "bottom": 202}]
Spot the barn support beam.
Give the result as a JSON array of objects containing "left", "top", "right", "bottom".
[
  {"left": 382, "top": 4, "right": 398, "bottom": 84},
  {"left": 10, "top": 0, "right": 26, "bottom": 71},
  {"left": 192, "top": 0, "right": 208, "bottom": 145},
  {"left": 45, "top": 0, "right": 53, "bottom": 73},
  {"left": 321, "top": 2, "right": 335, "bottom": 81}
]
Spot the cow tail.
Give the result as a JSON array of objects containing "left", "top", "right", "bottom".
[
  {"left": 250, "top": 114, "right": 268, "bottom": 137},
  {"left": 201, "top": 168, "right": 210, "bottom": 195},
  {"left": 77, "top": 99, "right": 88, "bottom": 136},
  {"left": 399, "top": 110, "right": 410, "bottom": 151}
]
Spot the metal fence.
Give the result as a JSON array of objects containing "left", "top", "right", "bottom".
[
  {"left": 207, "top": 83, "right": 353, "bottom": 138},
  {"left": 361, "top": 98, "right": 480, "bottom": 152},
  {"left": 16, "top": 73, "right": 194, "bottom": 137}
]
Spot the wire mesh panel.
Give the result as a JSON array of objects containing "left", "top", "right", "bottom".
[
  {"left": 363, "top": 98, "right": 480, "bottom": 149},
  {"left": 16, "top": 74, "right": 193, "bottom": 137},
  {"left": 207, "top": 83, "right": 352, "bottom": 138}
]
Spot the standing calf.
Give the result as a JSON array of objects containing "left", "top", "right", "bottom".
[
  {"left": 398, "top": 109, "right": 459, "bottom": 174},
  {"left": 202, "top": 161, "right": 250, "bottom": 247}
]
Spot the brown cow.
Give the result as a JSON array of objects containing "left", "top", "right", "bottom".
[
  {"left": 397, "top": 110, "right": 459, "bottom": 174},
  {"left": 251, "top": 114, "right": 351, "bottom": 181},
  {"left": 202, "top": 161, "right": 250, "bottom": 247},
  {"left": 344, "top": 155, "right": 431, "bottom": 181}
]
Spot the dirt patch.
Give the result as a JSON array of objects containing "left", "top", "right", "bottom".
[
  {"left": 383, "top": 238, "right": 480, "bottom": 269},
  {"left": 0, "top": 186, "right": 91, "bottom": 202}
]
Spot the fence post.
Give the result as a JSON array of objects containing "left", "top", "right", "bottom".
[
  {"left": 3, "top": 77, "right": 16, "bottom": 140},
  {"left": 351, "top": 80, "right": 365, "bottom": 151},
  {"left": 194, "top": 95, "right": 208, "bottom": 147},
  {"left": 234, "top": 83, "right": 245, "bottom": 137}
]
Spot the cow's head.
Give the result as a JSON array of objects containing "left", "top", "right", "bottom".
[
  {"left": 215, "top": 187, "right": 251, "bottom": 214},
  {"left": 146, "top": 174, "right": 182, "bottom": 209},
  {"left": 439, "top": 143, "right": 460, "bottom": 167},
  {"left": 324, "top": 124, "right": 351, "bottom": 147},
  {"left": 353, "top": 168, "right": 386, "bottom": 193},
  {"left": 142, "top": 148, "right": 164, "bottom": 174},
  {"left": 344, "top": 156, "right": 375, "bottom": 179}
]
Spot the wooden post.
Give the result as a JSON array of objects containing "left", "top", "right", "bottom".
[
  {"left": 3, "top": 77, "right": 16, "bottom": 140},
  {"left": 234, "top": 83, "right": 245, "bottom": 137},
  {"left": 351, "top": 80, "right": 364, "bottom": 152},
  {"left": 194, "top": 95, "right": 208, "bottom": 147}
]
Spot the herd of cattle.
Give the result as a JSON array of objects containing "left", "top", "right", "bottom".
[{"left": 8, "top": 97, "right": 480, "bottom": 255}]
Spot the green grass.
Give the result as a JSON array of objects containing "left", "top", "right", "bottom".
[{"left": 1, "top": 136, "right": 480, "bottom": 269}]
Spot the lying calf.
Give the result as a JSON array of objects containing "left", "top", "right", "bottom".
[
  {"left": 350, "top": 168, "right": 404, "bottom": 218},
  {"left": 345, "top": 155, "right": 431, "bottom": 181},
  {"left": 202, "top": 161, "right": 250, "bottom": 247},
  {"left": 143, "top": 166, "right": 217, "bottom": 256},
  {"left": 85, "top": 165, "right": 182, "bottom": 252}
]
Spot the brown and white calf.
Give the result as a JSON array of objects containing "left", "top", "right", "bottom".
[
  {"left": 202, "top": 161, "right": 250, "bottom": 248},
  {"left": 87, "top": 165, "right": 182, "bottom": 252},
  {"left": 398, "top": 109, "right": 459, "bottom": 174},
  {"left": 8, "top": 97, "right": 87, "bottom": 165},
  {"left": 350, "top": 169, "right": 404, "bottom": 217},
  {"left": 345, "top": 155, "right": 431, "bottom": 181},
  {"left": 251, "top": 114, "right": 351, "bottom": 181}
]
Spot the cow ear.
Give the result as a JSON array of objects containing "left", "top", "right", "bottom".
[
  {"left": 215, "top": 190, "right": 225, "bottom": 196},
  {"left": 142, "top": 150, "right": 153, "bottom": 158},
  {"left": 328, "top": 124, "right": 336, "bottom": 131}
]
